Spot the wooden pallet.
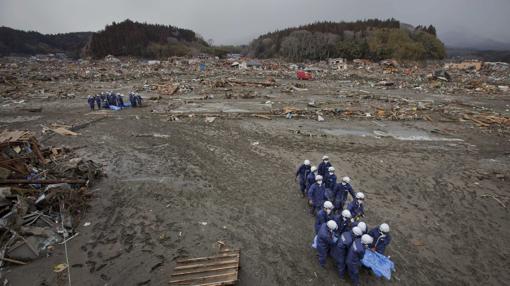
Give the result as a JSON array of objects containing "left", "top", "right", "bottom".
[{"left": 169, "top": 248, "right": 240, "bottom": 286}]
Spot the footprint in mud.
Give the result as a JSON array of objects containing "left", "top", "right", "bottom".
[
  {"left": 86, "top": 260, "right": 96, "bottom": 273},
  {"left": 173, "top": 247, "right": 190, "bottom": 260}
]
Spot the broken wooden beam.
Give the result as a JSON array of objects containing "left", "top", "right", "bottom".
[{"left": 0, "top": 257, "right": 27, "bottom": 265}]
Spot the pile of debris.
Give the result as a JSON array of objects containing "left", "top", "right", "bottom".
[
  {"left": 0, "top": 130, "right": 103, "bottom": 267},
  {"left": 152, "top": 82, "right": 194, "bottom": 96},
  {"left": 212, "top": 78, "right": 277, "bottom": 88}
]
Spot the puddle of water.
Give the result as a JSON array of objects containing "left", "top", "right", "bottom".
[
  {"left": 322, "top": 128, "right": 463, "bottom": 142},
  {"left": 222, "top": 108, "right": 250, "bottom": 113},
  {"left": 323, "top": 129, "right": 372, "bottom": 137}
]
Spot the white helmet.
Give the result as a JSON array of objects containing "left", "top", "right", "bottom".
[
  {"left": 315, "top": 175, "right": 323, "bottom": 181},
  {"left": 355, "top": 192, "right": 365, "bottom": 200},
  {"left": 328, "top": 166, "right": 335, "bottom": 172},
  {"left": 322, "top": 155, "right": 329, "bottom": 160},
  {"left": 352, "top": 226, "right": 363, "bottom": 237},
  {"left": 357, "top": 222, "right": 367, "bottom": 233},
  {"left": 341, "top": 209, "right": 352, "bottom": 219},
  {"left": 304, "top": 160, "right": 311, "bottom": 166},
  {"left": 311, "top": 166, "right": 317, "bottom": 172},
  {"left": 342, "top": 176, "right": 351, "bottom": 183},
  {"left": 361, "top": 234, "right": 374, "bottom": 245},
  {"left": 379, "top": 223, "right": 390, "bottom": 233},
  {"left": 323, "top": 201, "right": 334, "bottom": 209},
  {"left": 327, "top": 220, "right": 338, "bottom": 231}
]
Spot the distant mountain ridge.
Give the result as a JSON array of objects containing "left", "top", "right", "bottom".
[
  {"left": 4, "top": 19, "right": 508, "bottom": 60},
  {"left": 439, "top": 30, "right": 510, "bottom": 51}
]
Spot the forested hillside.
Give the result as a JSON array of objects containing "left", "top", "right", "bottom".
[
  {"left": 248, "top": 19, "right": 445, "bottom": 61},
  {"left": 0, "top": 27, "right": 91, "bottom": 57},
  {"left": 85, "top": 20, "right": 208, "bottom": 58}
]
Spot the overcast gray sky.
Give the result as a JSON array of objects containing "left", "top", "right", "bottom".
[{"left": 1, "top": 0, "right": 510, "bottom": 45}]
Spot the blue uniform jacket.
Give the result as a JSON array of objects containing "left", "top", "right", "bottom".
[
  {"left": 295, "top": 164, "right": 311, "bottom": 180},
  {"left": 346, "top": 238, "right": 366, "bottom": 266},
  {"left": 318, "top": 161, "right": 332, "bottom": 177},
  {"left": 325, "top": 173, "right": 337, "bottom": 190},
  {"left": 306, "top": 172, "right": 316, "bottom": 191},
  {"left": 347, "top": 199, "right": 365, "bottom": 219},
  {"left": 368, "top": 227, "right": 391, "bottom": 254},
  {"left": 317, "top": 223, "right": 336, "bottom": 252},
  {"left": 315, "top": 209, "right": 333, "bottom": 234},
  {"left": 335, "top": 215, "right": 353, "bottom": 235},
  {"left": 331, "top": 230, "right": 355, "bottom": 262},
  {"left": 308, "top": 183, "right": 326, "bottom": 208},
  {"left": 334, "top": 183, "right": 355, "bottom": 207}
]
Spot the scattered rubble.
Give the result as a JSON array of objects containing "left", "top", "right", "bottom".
[{"left": 0, "top": 130, "right": 103, "bottom": 267}]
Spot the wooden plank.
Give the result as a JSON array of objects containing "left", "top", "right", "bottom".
[
  {"left": 169, "top": 272, "right": 237, "bottom": 285},
  {"left": 172, "top": 265, "right": 239, "bottom": 276},
  {"left": 170, "top": 247, "right": 240, "bottom": 285},
  {"left": 29, "top": 139, "right": 46, "bottom": 165},
  {"left": 174, "top": 260, "right": 239, "bottom": 271},
  {"left": 178, "top": 282, "right": 236, "bottom": 286},
  {"left": 175, "top": 253, "right": 238, "bottom": 264}
]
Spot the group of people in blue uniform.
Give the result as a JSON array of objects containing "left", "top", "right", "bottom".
[
  {"left": 87, "top": 91, "right": 143, "bottom": 110},
  {"left": 295, "top": 155, "right": 392, "bottom": 286}
]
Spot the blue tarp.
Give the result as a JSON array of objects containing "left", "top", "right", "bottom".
[{"left": 361, "top": 250, "right": 395, "bottom": 280}]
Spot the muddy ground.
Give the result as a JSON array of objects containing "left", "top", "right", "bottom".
[{"left": 1, "top": 61, "right": 509, "bottom": 286}]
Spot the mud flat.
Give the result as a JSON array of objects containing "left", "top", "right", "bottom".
[{"left": 0, "top": 58, "right": 509, "bottom": 285}]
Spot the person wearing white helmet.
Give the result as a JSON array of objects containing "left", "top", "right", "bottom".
[
  {"left": 368, "top": 223, "right": 391, "bottom": 255},
  {"left": 347, "top": 234, "right": 374, "bottom": 286},
  {"left": 129, "top": 92, "right": 137, "bottom": 107},
  {"left": 305, "top": 166, "right": 318, "bottom": 193},
  {"left": 347, "top": 192, "right": 365, "bottom": 221},
  {"left": 335, "top": 209, "right": 353, "bottom": 234},
  {"left": 135, "top": 93, "right": 143, "bottom": 107},
  {"left": 95, "top": 93, "right": 102, "bottom": 109},
  {"left": 331, "top": 226, "right": 363, "bottom": 279},
  {"left": 117, "top": 93, "right": 125, "bottom": 108},
  {"left": 315, "top": 201, "right": 334, "bottom": 234},
  {"left": 101, "top": 91, "right": 110, "bottom": 109},
  {"left": 316, "top": 220, "right": 338, "bottom": 267},
  {"left": 295, "top": 160, "right": 312, "bottom": 197},
  {"left": 353, "top": 221, "right": 368, "bottom": 234},
  {"left": 324, "top": 166, "right": 337, "bottom": 201},
  {"left": 317, "top": 155, "right": 331, "bottom": 177},
  {"left": 333, "top": 176, "right": 356, "bottom": 211},
  {"left": 307, "top": 175, "right": 327, "bottom": 215}
]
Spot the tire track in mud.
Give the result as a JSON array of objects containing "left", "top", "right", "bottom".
[{"left": 172, "top": 123, "right": 319, "bottom": 285}]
